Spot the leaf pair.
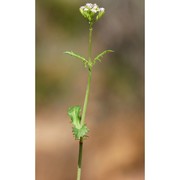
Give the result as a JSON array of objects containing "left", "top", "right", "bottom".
[
  {"left": 68, "top": 106, "right": 89, "bottom": 140},
  {"left": 64, "top": 50, "right": 114, "bottom": 68}
]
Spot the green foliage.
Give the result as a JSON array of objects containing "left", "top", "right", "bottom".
[
  {"left": 64, "top": 51, "right": 88, "bottom": 64},
  {"left": 93, "top": 50, "right": 114, "bottom": 64},
  {"left": 64, "top": 50, "right": 114, "bottom": 68},
  {"left": 64, "top": 3, "right": 114, "bottom": 180},
  {"left": 72, "top": 125, "right": 89, "bottom": 140},
  {"left": 68, "top": 106, "right": 89, "bottom": 140},
  {"left": 64, "top": 3, "right": 114, "bottom": 144}
]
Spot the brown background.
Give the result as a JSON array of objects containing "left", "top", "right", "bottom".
[{"left": 36, "top": 0, "right": 144, "bottom": 179}]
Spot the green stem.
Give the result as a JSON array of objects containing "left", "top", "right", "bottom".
[
  {"left": 76, "top": 23, "right": 93, "bottom": 180},
  {"left": 76, "top": 138, "right": 83, "bottom": 180},
  {"left": 88, "top": 23, "right": 93, "bottom": 61},
  {"left": 81, "top": 69, "right": 92, "bottom": 126},
  {"left": 81, "top": 23, "right": 93, "bottom": 126}
]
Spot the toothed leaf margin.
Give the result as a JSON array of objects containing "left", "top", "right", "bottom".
[
  {"left": 68, "top": 106, "right": 89, "bottom": 140},
  {"left": 94, "top": 50, "right": 114, "bottom": 64},
  {"left": 64, "top": 51, "right": 88, "bottom": 65},
  {"left": 72, "top": 124, "right": 89, "bottom": 140}
]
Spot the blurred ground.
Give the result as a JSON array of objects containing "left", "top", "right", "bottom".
[
  {"left": 36, "top": 0, "right": 144, "bottom": 179},
  {"left": 36, "top": 105, "right": 144, "bottom": 180}
]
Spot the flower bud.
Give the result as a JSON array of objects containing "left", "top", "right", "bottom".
[
  {"left": 79, "top": 3, "right": 105, "bottom": 25},
  {"left": 96, "top": 8, "right": 105, "bottom": 21}
]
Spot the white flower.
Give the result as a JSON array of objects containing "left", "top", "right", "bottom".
[
  {"left": 80, "top": 3, "right": 105, "bottom": 24},
  {"left": 91, "top": 9, "right": 97, "bottom": 13},
  {"left": 99, "top": 8, "right": 105, "bottom": 12},
  {"left": 84, "top": 8, "right": 89, "bottom": 11},
  {"left": 86, "top": 3, "right": 93, "bottom": 8},
  {"left": 93, "top": 4, "right": 98, "bottom": 10}
]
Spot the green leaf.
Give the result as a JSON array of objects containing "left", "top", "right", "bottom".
[
  {"left": 94, "top": 50, "right": 114, "bottom": 64},
  {"left": 68, "top": 106, "right": 89, "bottom": 140},
  {"left": 72, "top": 124, "right": 89, "bottom": 140},
  {"left": 64, "top": 51, "right": 88, "bottom": 64},
  {"left": 68, "top": 106, "right": 81, "bottom": 129}
]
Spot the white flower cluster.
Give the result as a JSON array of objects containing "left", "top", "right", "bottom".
[{"left": 80, "top": 3, "right": 105, "bottom": 24}]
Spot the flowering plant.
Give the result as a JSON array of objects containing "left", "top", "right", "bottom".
[{"left": 64, "top": 3, "right": 113, "bottom": 180}]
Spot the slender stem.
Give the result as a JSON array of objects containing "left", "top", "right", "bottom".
[
  {"left": 81, "top": 69, "right": 92, "bottom": 126},
  {"left": 76, "top": 23, "right": 93, "bottom": 180},
  {"left": 81, "top": 23, "right": 93, "bottom": 126},
  {"left": 76, "top": 138, "right": 83, "bottom": 180},
  {"left": 88, "top": 23, "right": 93, "bottom": 61}
]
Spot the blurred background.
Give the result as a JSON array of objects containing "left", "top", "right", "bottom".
[{"left": 36, "top": 0, "right": 144, "bottom": 179}]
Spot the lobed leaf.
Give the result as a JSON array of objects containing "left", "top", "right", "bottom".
[
  {"left": 68, "top": 106, "right": 81, "bottom": 129},
  {"left": 72, "top": 124, "right": 89, "bottom": 140},
  {"left": 68, "top": 106, "right": 89, "bottom": 140},
  {"left": 64, "top": 51, "right": 88, "bottom": 64},
  {"left": 94, "top": 50, "right": 114, "bottom": 64}
]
